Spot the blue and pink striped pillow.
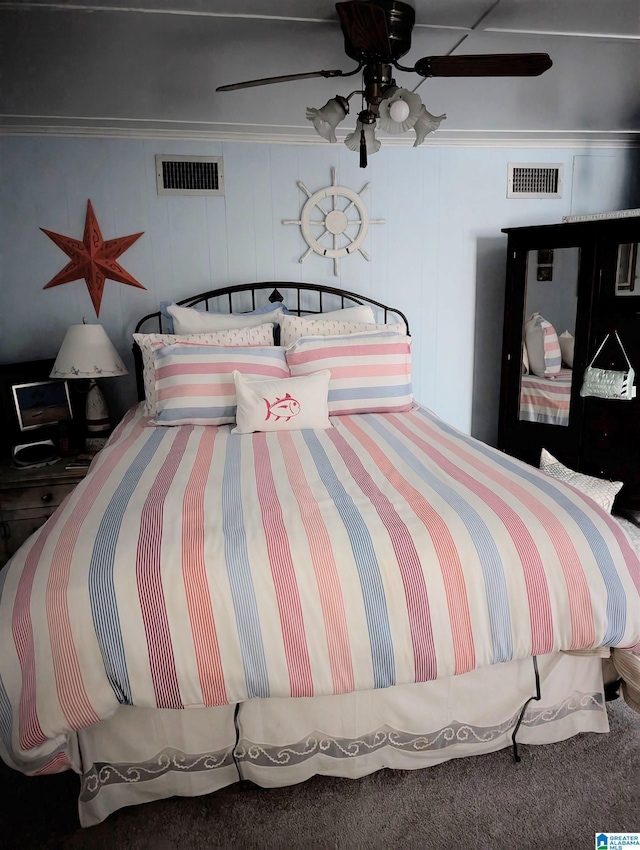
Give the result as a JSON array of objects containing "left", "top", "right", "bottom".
[
  {"left": 134, "top": 324, "right": 276, "bottom": 418},
  {"left": 286, "top": 331, "right": 413, "bottom": 415},
  {"left": 524, "top": 313, "right": 562, "bottom": 378},
  {"left": 152, "top": 345, "right": 289, "bottom": 425}
]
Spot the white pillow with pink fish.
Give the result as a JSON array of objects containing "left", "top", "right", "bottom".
[{"left": 231, "top": 370, "right": 332, "bottom": 433}]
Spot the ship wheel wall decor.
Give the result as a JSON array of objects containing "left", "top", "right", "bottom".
[{"left": 283, "top": 168, "right": 385, "bottom": 275}]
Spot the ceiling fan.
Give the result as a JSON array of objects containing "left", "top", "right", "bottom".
[{"left": 216, "top": 0, "right": 552, "bottom": 167}]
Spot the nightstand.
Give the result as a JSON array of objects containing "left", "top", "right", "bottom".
[{"left": 0, "top": 457, "right": 92, "bottom": 568}]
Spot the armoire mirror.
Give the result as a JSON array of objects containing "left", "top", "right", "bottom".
[
  {"left": 500, "top": 217, "right": 640, "bottom": 509},
  {"left": 518, "top": 246, "right": 580, "bottom": 425}
]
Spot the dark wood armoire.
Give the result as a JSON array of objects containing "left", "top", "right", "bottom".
[{"left": 498, "top": 214, "right": 640, "bottom": 512}]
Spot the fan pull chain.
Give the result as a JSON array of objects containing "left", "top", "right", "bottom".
[{"left": 359, "top": 127, "right": 368, "bottom": 168}]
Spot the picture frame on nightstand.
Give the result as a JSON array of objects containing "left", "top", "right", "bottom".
[
  {"left": 0, "top": 359, "right": 82, "bottom": 462},
  {"left": 11, "top": 379, "right": 73, "bottom": 432}
]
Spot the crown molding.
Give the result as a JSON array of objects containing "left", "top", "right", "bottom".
[{"left": 1, "top": 117, "right": 638, "bottom": 149}]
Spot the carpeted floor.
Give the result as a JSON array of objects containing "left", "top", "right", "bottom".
[{"left": 1, "top": 698, "right": 638, "bottom": 849}]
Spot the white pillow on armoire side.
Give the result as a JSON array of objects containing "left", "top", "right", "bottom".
[{"left": 539, "top": 448, "right": 623, "bottom": 513}]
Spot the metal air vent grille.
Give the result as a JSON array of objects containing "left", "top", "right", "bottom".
[
  {"left": 507, "top": 163, "right": 563, "bottom": 199},
  {"left": 156, "top": 155, "right": 224, "bottom": 196}
]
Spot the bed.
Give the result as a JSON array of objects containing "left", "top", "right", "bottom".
[
  {"left": 1, "top": 282, "right": 639, "bottom": 828},
  {"left": 519, "top": 368, "right": 572, "bottom": 426}
]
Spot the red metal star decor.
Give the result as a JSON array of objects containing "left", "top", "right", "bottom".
[{"left": 41, "top": 199, "right": 145, "bottom": 317}]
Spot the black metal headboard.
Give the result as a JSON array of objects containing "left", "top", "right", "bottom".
[{"left": 133, "top": 281, "right": 409, "bottom": 401}]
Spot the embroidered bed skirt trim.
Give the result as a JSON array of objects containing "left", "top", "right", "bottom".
[{"left": 75, "top": 652, "right": 607, "bottom": 826}]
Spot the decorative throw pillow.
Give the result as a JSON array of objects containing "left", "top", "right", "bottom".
[
  {"left": 280, "top": 313, "right": 406, "bottom": 348},
  {"left": 524, "top": 313, "right": 562, "bottom": 378},
  {"left": 152, "top": 344, "right": 289, "bottom": 426},
  {"left": 232, "top": 370, "right": 332, "bottom": 433},
  {"left": 286, "top": 331, "right": 413, "bottom": 415},
  {"left": 167, "top": 302, "right": 285, "bottom": 334},
  {"left": 540, "top": 448, "right": 623, "bottom": 513},
  {"left": 134, "top": 324, "right": 275, "bottom": 417},
  {"left": 559, "top": 330, "right": 575, "bottom": 368}
]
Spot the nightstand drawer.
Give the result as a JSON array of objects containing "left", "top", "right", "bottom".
[
  {"left": 0, "top": 457, "right": 91, "bottom": 568},
  {"left": 0, "top": 481, "right": 78, "bottom": 511}
]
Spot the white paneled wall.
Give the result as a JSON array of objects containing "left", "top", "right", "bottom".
[{"left": 0, "top": 136, "right": 635, "bottom": 441}]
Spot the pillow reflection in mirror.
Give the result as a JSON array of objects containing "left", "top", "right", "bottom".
[
  {"left": 525, "top": 313, "right": 562, "bottom": 378},
  {"left": 559, "top": 330, "right": 574, "bottom": 368}
]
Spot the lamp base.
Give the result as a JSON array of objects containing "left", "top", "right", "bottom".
[
  {"left": 85, "top": 435, "right": 109, "bottom": 452},
  {"left": 85, "top": 380, "right": 110, "bottom": 433}
]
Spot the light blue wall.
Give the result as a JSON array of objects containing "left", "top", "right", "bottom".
[{"left": 0, "top": 136, "right": 635, "bottom": 441}]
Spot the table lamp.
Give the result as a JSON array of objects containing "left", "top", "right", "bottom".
[{"left": 50, "top": 322, "right": 128, "bottom": 434}]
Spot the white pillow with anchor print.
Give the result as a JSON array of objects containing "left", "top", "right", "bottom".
[{"left": 232, "top": 370, "right": 332, "bottom": 434}]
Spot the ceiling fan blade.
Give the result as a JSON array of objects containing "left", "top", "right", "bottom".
[
  {"left": 216, "top": 69, "right": 348, "bottom": 92},
  {"left": 414, "top": 53, "right": 553, "bottom": 78},
  {"left": 336, "top": 1, "right": 392, "bottom": 61}
]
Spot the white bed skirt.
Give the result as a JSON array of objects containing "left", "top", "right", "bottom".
[{"left": 75, "top": 652, "right": 607, "bottom": 827}]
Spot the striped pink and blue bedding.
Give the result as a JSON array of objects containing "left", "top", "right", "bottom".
[
  {"left": 0, "top": 402, "right": 639, "bottom": 775},
  {"left": 153, "top": 344, "right": 289, "bottom": 425},
  {"left": 286, "top": 332, "right": 413, "bottom": 414}
]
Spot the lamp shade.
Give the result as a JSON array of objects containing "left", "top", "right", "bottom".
[
  {"left": 344, "top": 120, "right": 381, "bottom": 154},
  {"left": 50, "top": 323, "right": 128, "bottom": 379},
  {"left": 306, "top": 95, "right": 349, "bottom": 143},
  {"left": 377, "top": 87, "right": 422, "bottom": 134},
  {"left": 412, "top": 105, "right": 447, "bottom": 146}
]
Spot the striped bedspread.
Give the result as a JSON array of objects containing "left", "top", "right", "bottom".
[
  {"left": 1, "top": 402, "right": 639, "bottom": 774},
  {"left": 520, "top": 368, "right": 572, "bottom": 426}
]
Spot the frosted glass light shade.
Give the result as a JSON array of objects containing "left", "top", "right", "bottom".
[
  {"left": 306, "top": 96, "right": 349, "bottom": 143},
  {"left": 377, "top": 87, "right": 422, "bottom": 134},
  {"left": 51, "top": 323, "right": 128, "bottom": 379},
  {"left": 344, "top": 120, "right": 381, "bottom": 154},
  {"left": 413, "top": 105, "right": 447, "bottom": 146}
]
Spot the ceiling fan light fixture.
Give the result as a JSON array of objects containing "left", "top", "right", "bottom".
[
  {"left": 412, "top": 105, "right": 447, "bottom": 146},
  {"left": 217, "top": 2, "right": 552, "bottom": 167},
  {"left": 306, "top": 95, "right": 350, "bottom": 143},
  {"left": 344, "top": 119, "right": 381, "bottom": 155},
  {"left": 377, "top": 86, "right": 422, "bottom": 134}
]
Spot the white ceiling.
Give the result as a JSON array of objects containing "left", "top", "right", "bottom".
[{"left": 1, "top": 0, "right": 639, "bottom": 145}]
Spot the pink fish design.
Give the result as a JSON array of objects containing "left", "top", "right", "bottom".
[{"left": 264, "top": 392, "right": 301, "bottom": 421}]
